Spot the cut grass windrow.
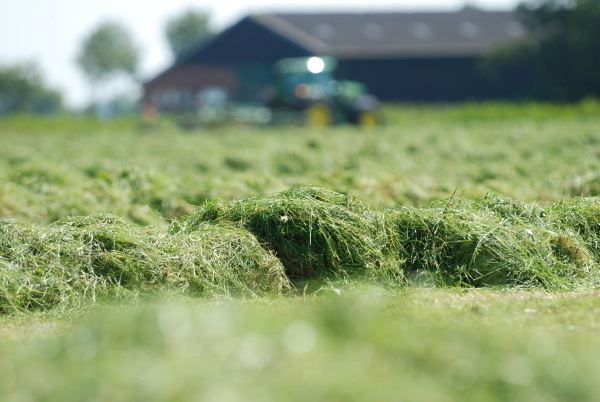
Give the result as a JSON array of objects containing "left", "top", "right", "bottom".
[
  {"left": 176, "top": 186, "right": 398, "bottom": 281},
  {"left": 0, "top": 215, "right": 290, "bottom": 314},
  {"left": 1, "top": 186, "right": 599, "bottom": 314}
]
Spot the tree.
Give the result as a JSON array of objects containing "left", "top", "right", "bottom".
[
  {"left": 166, "top": 9, "right": 214, "bottom": 60},
  {"left": 0, "top": 61, "right": 62, "bottom": 115},
  {"left": 77, "top": 21, "right": 140, "bottom": 114},
  {"left": 487, "top": 0, "right": 600, "bottom": 101},
  {"left": 77, "top": 21, "right": 139, "bottom": 84},
  {"left": 524, "top": 0, "right": 600, "bottom": 101}
]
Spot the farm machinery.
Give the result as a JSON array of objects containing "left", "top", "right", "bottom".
[
  {"left": 185, "top": 56, "right": 383, "bottom": 128},
  {"left": 264, "top": 56, "right": 383, "bottom": 127}
]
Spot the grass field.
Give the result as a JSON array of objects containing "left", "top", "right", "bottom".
[
  {"left": 1, "top": 101, "right": 600, "bottom": 400},
  {"left": 3, "top": 289, "right": 600, "bottom": 401},
  {"left": 2, "top": 100, "right": 600, "bottom": 227}
]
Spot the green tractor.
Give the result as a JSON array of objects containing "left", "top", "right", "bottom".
[
  {"left": 264, "top": 56, "right": 383, "bottom": 127},
  {"left": 183, "top": 56, "right": 382, "bottom": 129}
]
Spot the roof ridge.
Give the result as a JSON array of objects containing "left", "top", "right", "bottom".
[
  {"left": 250, "top": 14, "right": 331, "bottom": 55},
  {"left": 267, "top": 10, "right": 513, "bottom": 17}
]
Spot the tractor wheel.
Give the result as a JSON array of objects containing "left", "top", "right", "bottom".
[
  {"left": 358, "top": 110, "right": 382, "bottom": 128},
  {"left": 305, "top": 103, "right": 333, "bottom": 127}
]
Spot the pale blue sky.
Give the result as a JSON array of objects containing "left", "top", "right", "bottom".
[{"left": 0, "top": 0, "right": 521, "bottom": 108}]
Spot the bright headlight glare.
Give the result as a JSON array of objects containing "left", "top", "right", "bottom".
[{"left": 307, "top": 57, "right": 325, "bottom": 74}]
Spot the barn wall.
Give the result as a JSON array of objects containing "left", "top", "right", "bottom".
[
  {"left": 338, "top": 58, "right": 537, "bottom": 102},
  {"left": 142, "top": 64, "right": 238, "bottom": 110}
]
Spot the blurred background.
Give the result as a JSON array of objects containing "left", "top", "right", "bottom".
[{"left": 0, "top": 0, "right": 598, "bottom": 119}]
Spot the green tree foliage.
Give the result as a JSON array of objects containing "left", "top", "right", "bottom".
[
  {"left": 0, "top": 62, "right": 62, "bottom": 115},
  {"left": 77, "top": 21, "right": 139, "bottom": 84},
  {"left": 166, "top": 9, "right": 214, "bottom": 60},
  {"left": 490, "top": 0, "right": 600, "bottom": 101}
]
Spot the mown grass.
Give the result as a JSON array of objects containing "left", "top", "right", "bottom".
[
  {"left": 0, "top": 214, "right": 290, "bottom": 314},
  {"left": 0, "top": 113, "right": 141, "bottom": 134},
  {"left": 2, "top": 185, "right": 599, "bottom": 315},
  {"left": 3, "top": 289, "right": 600, "bottom": 401},
  {"left": 2, "top": 101, "right": 600, "bottom": 227},
  {"left": 383, "top": 97, "right": 600, "bottom": 124},
  {"left": 177, "top": 186, "right": 395, "bottom": 281},
  {"left": 1, "top": 101, "right": 600, "bottom": 399}
]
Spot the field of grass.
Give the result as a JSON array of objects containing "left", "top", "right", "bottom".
[
  {"left": 2, "top": 100, "right": 600, "bottom": 227},
  {"left": 3, "top": 289, "right": 600, "bottom": 401},
  {"left": 1, "top": 101, "right": 600, "bottom": 400}
]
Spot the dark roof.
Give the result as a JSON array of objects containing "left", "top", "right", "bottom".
[
  {"left": 165, "top": 9, "right": 529, "bottom": 72},
  {"left": 183, "top": 17, "right": 311, "bottom": 65},
  {"left": 250, "top": 10, "right": 527, "bottom": 59}
]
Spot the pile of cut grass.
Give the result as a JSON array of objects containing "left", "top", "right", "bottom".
[
  {"left": 0, "top": 214, "right": 289, "bottom": 314},
  {"left": 473, "top": 193, "right": 549, "bottom": 225},
  {"left": 181, "top": 186, "right": 599, "bottom": 289},
  {"left": 1, "top": 187, "right": 599, "bottom": 314},
  {"left": 549, "top": 197, "right": 600, "bottom": 259},
  {"left": 177, "top": 186, "right": 400, "bottom": 281},
  {"left": 386, "top": 196, "right": 596, "bottom": 288}
]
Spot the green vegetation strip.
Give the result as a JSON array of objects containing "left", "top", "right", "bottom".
[
  {"left": 1, "top": 186, "right": 599, "bottom": 314},
  {"left": 4, "top": 290, "right": 600, "bottom": 401}
]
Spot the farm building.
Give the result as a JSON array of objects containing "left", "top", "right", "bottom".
[{"left": 143, "top": 9, "right": 536, "bottom": 111}]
